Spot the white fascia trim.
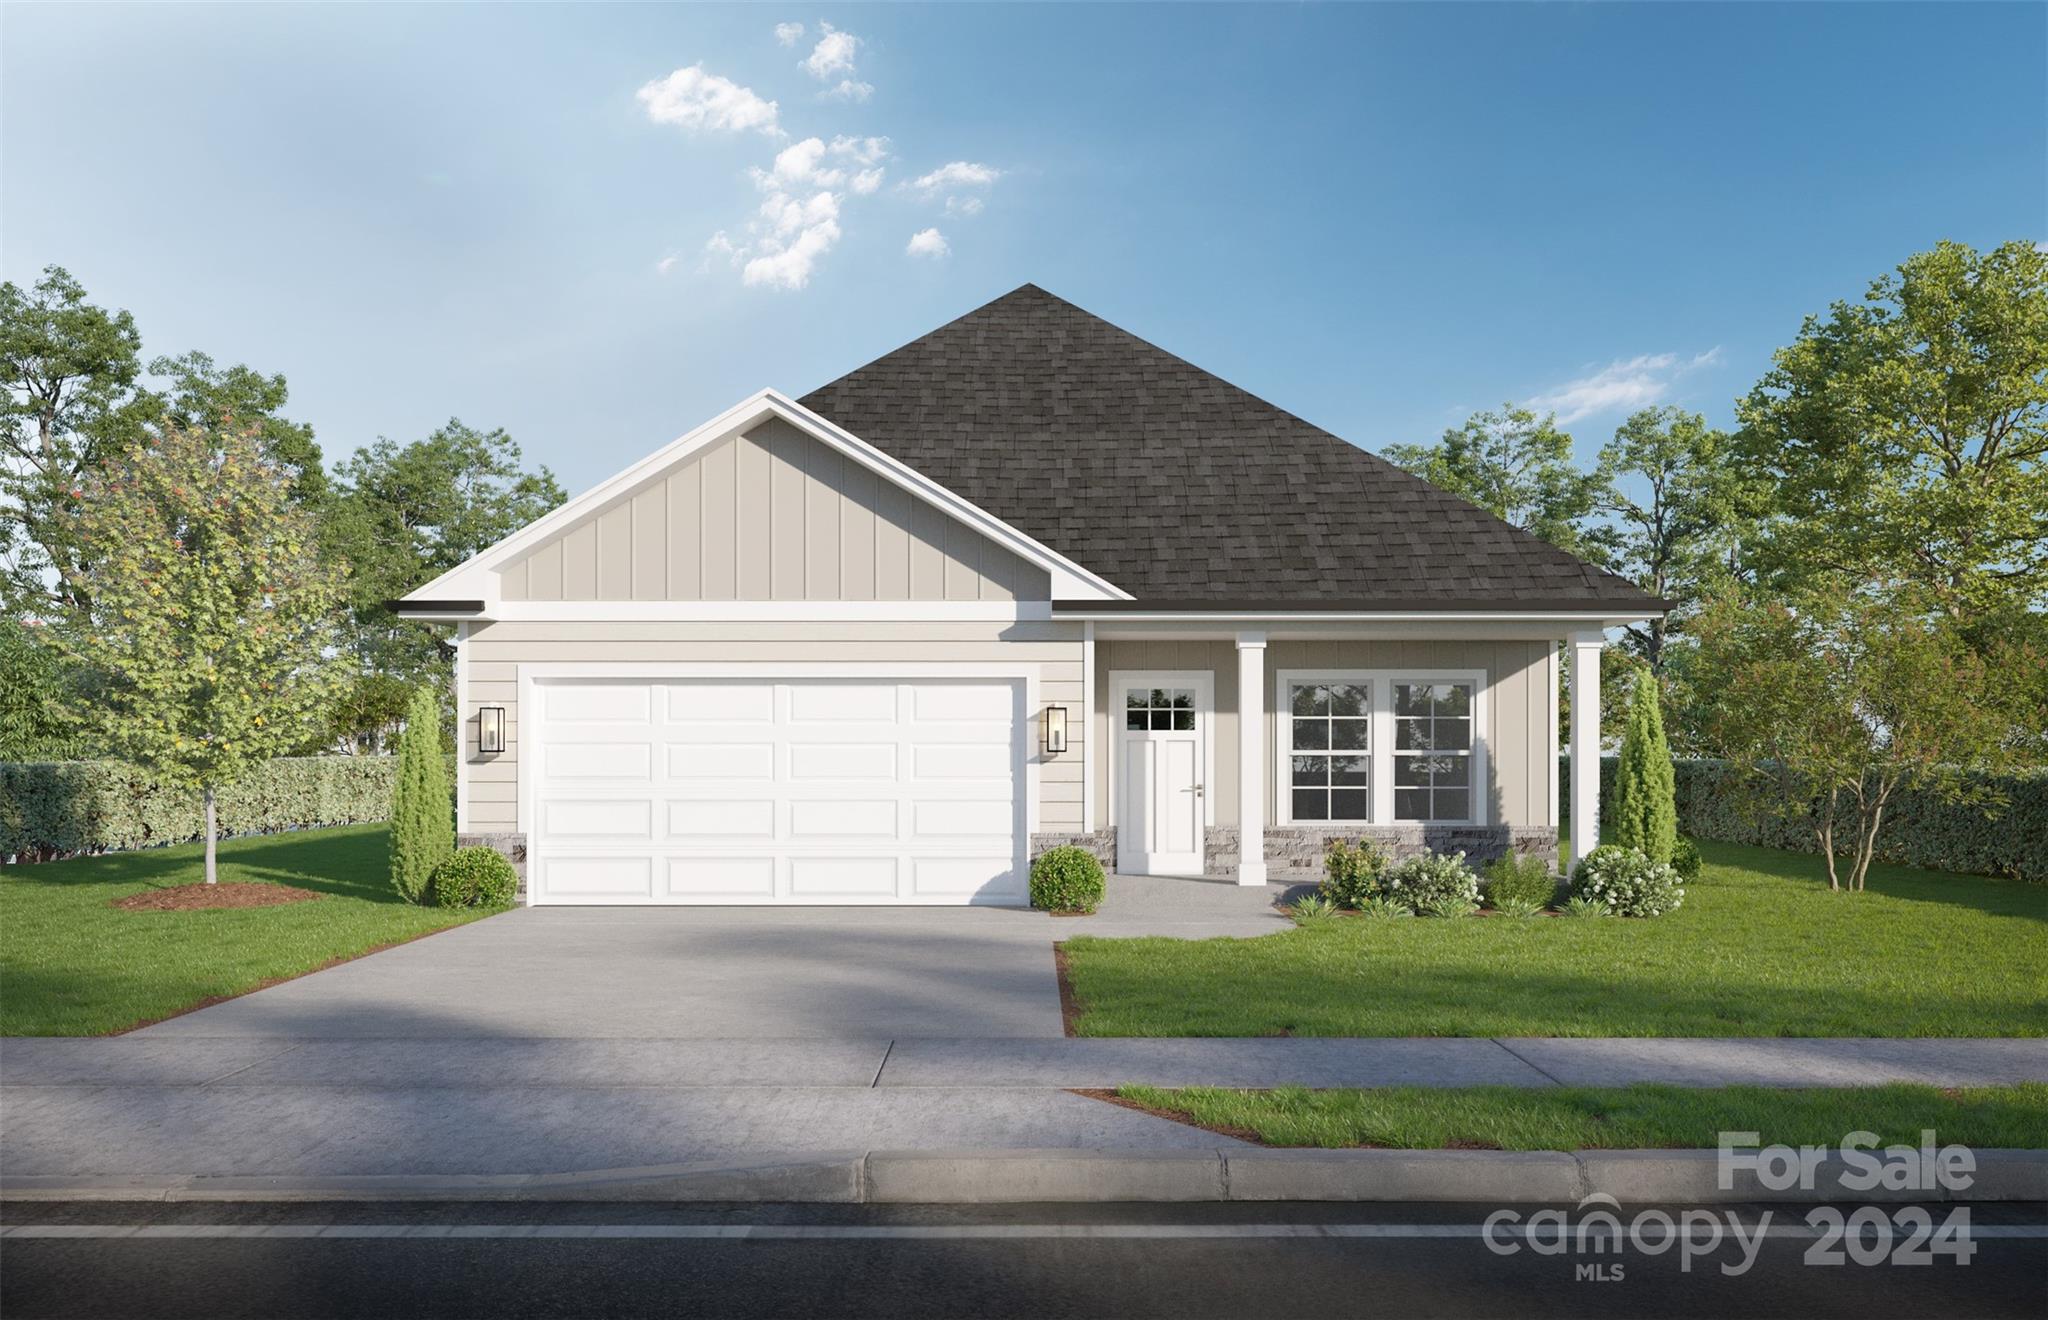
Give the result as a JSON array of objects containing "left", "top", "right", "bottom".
[
  {"left": 401, "top": 388, "right": 1129, "bottom": 608},
  {"left": 476, "top": 600, "right": 1049, "bottom": 623},
  {"left": 1058, "top": 610, "right": 1659, "bottom": 625}
]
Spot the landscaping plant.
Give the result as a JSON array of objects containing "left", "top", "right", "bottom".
[
  {"left": 1670, "top": 836, "right": 1704, "bottom": 883},
  {"left": 50, "top": 423, "right": 346, "bottom": 884},
  {"left": 1608, "top": 670, "right": 1678, "bottom": 862},
  {"left": 1489, "top": 892, "right": 1546, "bottom": 919},
  {"left": 1354, "top": 896, "right": 1413, "bottom": 919},
  {"left": 1570, "top": 844, "right": 1685, "bottom": 917},
  {"left": 429, "top": 846, "right": 518, "bottom": 909},
  {"left": 1287, "top": 894, "right": 1340, "bottom": 926},
  {"left": 1379, "top": 850, "right": 1480, "bottom": 916},
  {"left": 1482, "top": 852, "right": 1557, "bottom": 910},
  {"left": 1319, "top": 837, "right": 1390, "bottom": 908},
  {"left": 389, "top": 685, "right": 453, "bottom": 904},
  {"left": 1561, "top": 894, "right": 1611, "bottom": 919},
  {"left": 1030, "top": 845, "right": 1106, "bottom": 914}
]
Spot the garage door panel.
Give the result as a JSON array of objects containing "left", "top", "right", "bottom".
[{"left": 532, "top": 676, "right": 1023, "bottom": 906}]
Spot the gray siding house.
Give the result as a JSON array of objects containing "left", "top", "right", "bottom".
[{"left": 396, "top": 286, "right": 1662, "bottom": 905}]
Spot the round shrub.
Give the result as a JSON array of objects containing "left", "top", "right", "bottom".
[
  {"left": 1670, "top": 836, "right": 1703, "bottom": 884},
  {"left": 430, "top": 846, "right": 520, "bottom": 909},
  {"left": 1378, "top": 850, "right": 1480, "bottom": 915},
  {"left": 1030, "top": 846, "right": 1106, "bottom": 914},
  {"left": 1320, "top": 838, "right": 1391, "bottom": 908},
  {"left": 1483, "top": 852, "right": 1558, "bottom": 911},
  {"left": 1569, "top": 844, "right": 1685, "bottom": 918}
]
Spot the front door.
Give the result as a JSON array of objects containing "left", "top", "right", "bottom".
[{"left": 1114, "top": 673, "right": 1209, "bottom": 875}]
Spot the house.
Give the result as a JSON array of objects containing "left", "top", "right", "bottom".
[{"left": 394, "top": 285, "right": 1663, "bottom": 905}]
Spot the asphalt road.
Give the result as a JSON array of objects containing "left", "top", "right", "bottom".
[{"left": 4, "top": 1201, "right": 2043, "bottom": 1320}]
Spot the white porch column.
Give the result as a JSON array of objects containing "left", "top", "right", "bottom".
[
  {"left": 1235, "top": 630, "right": 1268, "bottom": 886},
  {"left": 1567, "top": 628, "right": 1602, "bottom": 872}
]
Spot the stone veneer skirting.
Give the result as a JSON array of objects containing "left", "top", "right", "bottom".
[{"left": 1032, "top": 826, "right": 1556, "bottom": 878}]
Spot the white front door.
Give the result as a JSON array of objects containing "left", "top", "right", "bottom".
[
  {"left": 527, "top": 676, "right": 1026, "bottom": 905},
  {"left": 1115, "top": 672, "right": 1210, "bottom": 876}
]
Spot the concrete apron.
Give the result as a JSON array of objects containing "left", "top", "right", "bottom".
[{"left": 6, "top": 1149, "right": 2045, "bottom": 1205}]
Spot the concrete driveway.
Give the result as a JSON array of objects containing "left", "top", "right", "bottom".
[{"left": 138, "top": 907, "right": 1071, "bottom": 1039}]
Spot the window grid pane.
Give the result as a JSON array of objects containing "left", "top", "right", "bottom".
[
  {"left": 1287, "top": 680, "right": 1369, "bottom": 823},
  {"left": 1391, "top": 681, "right": 1473, "bottom": 823}
]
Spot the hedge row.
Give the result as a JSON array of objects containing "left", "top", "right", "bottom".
[
  {"left": 1, "top": 757, "right": 400, "bottom": 862},
  {"left": 1564, "top": 756, "right": 2046, "bottom": 883}
]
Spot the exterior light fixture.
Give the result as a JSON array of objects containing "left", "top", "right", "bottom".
[
  {"left": 1043, "top": 705, "right": 1068, "bottom": 756},
  {"left": 479, "top": 706, "right": 506, "bottom": 755}
]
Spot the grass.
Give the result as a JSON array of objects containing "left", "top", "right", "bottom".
[
  {"left": 1113, "top": 1082, "right": 2048, "bottom": 1150},
  {"left": 0, "top": 824, "right": 494, "bottom": 1035},
  {"left": 1063, "top": 840, "right": 2048, "bottom": 1037}
]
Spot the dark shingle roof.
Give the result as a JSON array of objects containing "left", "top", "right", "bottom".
[{"left": 799, "top": 284, "right": 1661, "bottom": 611}]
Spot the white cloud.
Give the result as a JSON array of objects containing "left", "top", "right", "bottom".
[
  {"left": 801, "top": 23, "right": 861, "bottom": 80},
  {"left": 829, "top": 135, "right": 891, "bottom": 165},
  {"left": 637, "top": 65, "right": 781, "bottom": 136},
  {"left": 774, "top": 21, "right": 805, "bottom": 47},
  {"left": 850, "top": 168, "right": 885, "bottom": 195},
  {"left": 706, "top": 190, "right": 842, "bottom": 291},
  {"left": 906, "top": 227, "right": 950, "bottom": 259},
  {"left": 909, "top": 161, "right": 1001, "bottom": 195},
  {"left": 825, "top": 78, "right": 873, "bottom": 103},
  {"left": 944, "top": 195, "right": 984, "bottom": 217},
  {"left": 655, "top": 254, "right": 680, "bottom": 275},
  {"left": 1528, "top": 348, "right": 1724, "bottom": 424},
  {"left": 749, "top": 137, "right": 845, "bottom": 191}
]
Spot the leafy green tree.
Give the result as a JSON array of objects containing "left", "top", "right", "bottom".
[
  {"left": 1597, "top": 407, "right": 1756, "bottom": 671},
  {"left": 0, "top": 620, "right": 91, "bottom": 761},
  {"left": 51, "top": 423, "right": 346, "bottom": 883},
  {"left": 389, "top": 684, "right": 453, "bottom": 904},
  {"left": 324, "top": 420, "right": 565, "bottom": 696},
  {"left": 146, "top": 351, "right": 325, "bottom": 504},
  {"left": 1607, "top": 670, "right": 1678, "bottom": 862},
  {"left": 1688, "top": 585, "right": 2026, "bottom": 892},
  {"left": 1736, "top": 239, "right": 2048, "bottom": 620},
  {"left": 1385, "top": 404, "right": 1612, "bottom": 561}
]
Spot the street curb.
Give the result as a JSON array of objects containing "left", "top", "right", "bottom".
[{"left": 5, "top": 1149, "right": 2042, "bottom": 1205}]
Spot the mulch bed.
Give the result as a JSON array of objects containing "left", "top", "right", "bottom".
[
  {"left": 1052, "top": 944, "right": 1085, "bottom": 1036},
  {"left": 113, "top": 882, "right": 323, "bottom": 912}
]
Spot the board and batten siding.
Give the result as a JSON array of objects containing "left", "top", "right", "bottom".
[
  {"left": 495, "top": 418, "right": 1050, "bottom": 604},
  {"left": 462, "top": 620, "right": 1086, "bottom": 835},
  {"left": 1091, "top": 637, "right": 1557, "bottom": 832}
]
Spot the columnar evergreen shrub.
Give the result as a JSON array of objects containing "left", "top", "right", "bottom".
[
  {"left": 389, "top": 686, "right": 453, "bottom": 904},
  {"left": 1570, "top": 844, "right": 1685, "bottom": 917},
  {"left": 1608, "top": 673, "right": 1678, "bottom": 862},
  {"left": 1320, "top": 838, "right": 1391, "bottom": 908},
  {"left": 430, "top": 846, "right": 519, "bottom": 908},
  {"left": 1030, "top": 846, "right": 1106, "bottom": 913}
]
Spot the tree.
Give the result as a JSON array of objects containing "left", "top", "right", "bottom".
[
  {"left": 1607, "top": 670, "right": 1678, "bottom": 862},
  {"left": 389, "top": 684, "right": 453, "bottom": 904},
  {"left": 324, "top": 420, "right": 565, "bottom": 701},
  {"left": 1736, "top": 240, "right": 2048, "bottom": 621},
  {"left": 1597, "top": 407, "right": 1756, "bottom": 671},
  {"left": 146, "top": 351, "right": 326, "bottom": 504},
  {"left": 51, "top": 423, "right": 345, "bottom": 883},
  {"left": 0, "top": 620, "right": 91, "bottom": 761},
  {"left": 1688, "top": 586, "right": 2024, "bottom": 892},
  {"left": 1385, "top": 404, "right": 1612, "bottom": 561}
]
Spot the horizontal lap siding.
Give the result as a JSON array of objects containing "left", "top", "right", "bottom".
[{"left": 461, "top": 620, "right": 1085, "bottom": 835}]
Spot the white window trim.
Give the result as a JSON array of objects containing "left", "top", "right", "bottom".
[
  {"left": 1105, "top": 669, "right": 1218, "bottom": 847},
  {"left": 1272, "top": 668, "right": 1490, "bottom": 827}
]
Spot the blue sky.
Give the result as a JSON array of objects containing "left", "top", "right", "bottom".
[{"left": 3, "top": 3, "right": 2042, "bottom": 495}]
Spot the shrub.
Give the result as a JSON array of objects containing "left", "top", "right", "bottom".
[
  {"left": 1320, "top": 838, "right": 1390, "bottom": 908},
  {"left": 1418, "top": 889, "right": 1479, "bottom": 918},
  {"left": 1570, "top": 844, "right": 1685, "bottom": 918},
  {"left": 1031, "top": 846, "right": 1106, "bottom": 913},
  {"left": 1287, "top": 894, "right": 1340, "bottom": 926},
  {"left": 1378, "top": 850, "right": 1480, "bottom": 915},
  {"left": 1483, "top": 852, "right": 1558, "bottom": 910},
  {"left": 429, "top": 846, "right": 519, "bottom": 908},
  {"left": 1670, "top": 836, "right": 1704, "bottom": 884},
  {"left": 1562, "top": 894, "right": 1610, "bottom": 918},
  {"left": 1355, "top": 896, "right": 1413, "bottom": 919},
  {"left": 1608, "top": 672, "right": 1678, "bottom": 862},
  {"left": 1490, "top": 892, "right": 1546, "bottom": 918},
  {"left": 0, "top": 756, "right": 400, "bottom": 862},
  {"left": 389, "top": 686, "right": 453, "bottom": 905}
]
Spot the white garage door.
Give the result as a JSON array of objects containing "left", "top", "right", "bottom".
[{"left": 527, "top": 677, "right": 1027, "bottom": 905}]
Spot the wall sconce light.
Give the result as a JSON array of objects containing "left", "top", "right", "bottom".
[
  {"left": 1043, "top": 705, "right": 1068, "bottom": 756},
  {"left": 479, "top": 706, "right": 506, "bottom": 755}
]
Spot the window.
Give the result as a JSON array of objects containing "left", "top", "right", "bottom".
[
  {"left": 1126, "top": 686, "right": 1195, "bottom": 731},
  {"left": 1275, "top": 672, "right": 1483, "bottom": 826},
  {"left": 1392, "top": 681, "right": 1473, "bottom": 823},
  {"left": 1288, "top": 681, "right": 1370, "bottom": 821}
]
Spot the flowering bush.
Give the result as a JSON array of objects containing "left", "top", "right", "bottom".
[
  {"left": 1569, "top": 844, "right": 1685, "bottom": 918},
  {"left": 1378, "top": 850, "right": 1480, "bottom": 916},
  {"left": 1320, "top": 838, "right": 1391, "bottom": 908}
]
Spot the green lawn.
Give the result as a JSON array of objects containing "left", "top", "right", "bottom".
[
  {"left": 1113, "top": 1082, "right": 2048, "bottom": 1150},
  {"left": 1063, "top": 840, "right": 2048, "bottom": 1037},
  {"left": 0, "top": 824, "right": 493, "bottom": 1036}
]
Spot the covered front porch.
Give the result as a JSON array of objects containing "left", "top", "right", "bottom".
[{"left": 1042, "top": 612, "right": 1617, "bottom": 886}]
